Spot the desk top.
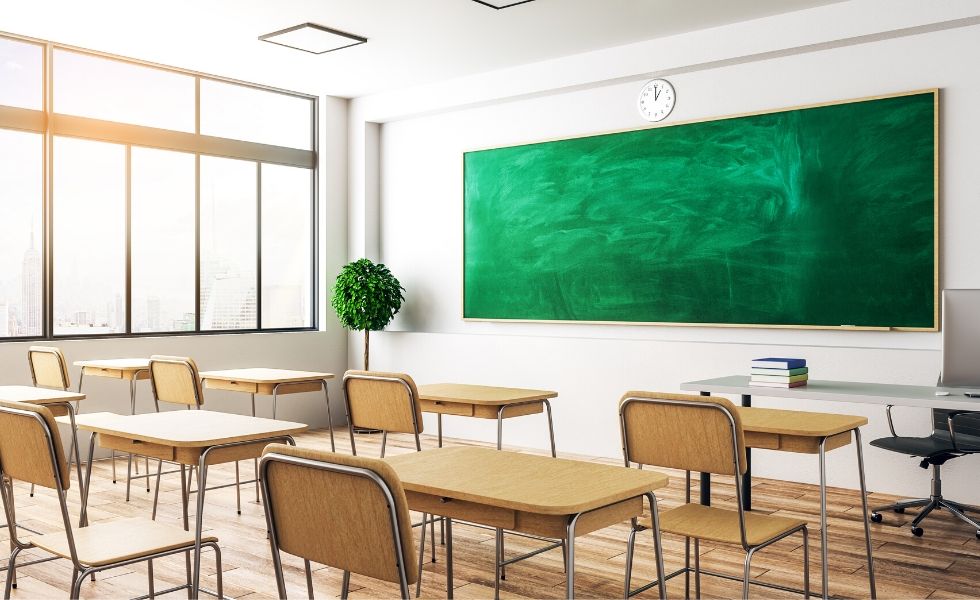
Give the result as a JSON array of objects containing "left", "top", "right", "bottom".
[
  {"left": 71, "top": 410, "right": 307, "bottom": 447},
  {"left": 682, "top": 375, "right": 980, "bottom": 411},
  {"left": 74, "top": 358, "right": 150, "bottom": 371},
  {"left": 418, "top": 383, "right": 557, "bottom": 406},
  {"left": 385, "top": 446, "right": 667, "bottom": 515},
  {"left": 199, "top": 368, "right": 335, "bottom": 383},
  {"left": 0, "top": 386, "right": 85, "bottom": 404},
  {"left": 737, "top": 406, "right": 866, "bottom": 436}
]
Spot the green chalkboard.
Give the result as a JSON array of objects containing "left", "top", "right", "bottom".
[{"left": 463, "top": 91, "right": 937, "bottom": 330}]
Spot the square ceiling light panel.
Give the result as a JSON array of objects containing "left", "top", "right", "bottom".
[
  {"left": 259, "top": 23, "right": 367, "bottom": 54},
  {"left": 472, "top": 0, "right": 537, "bottom": 8}
]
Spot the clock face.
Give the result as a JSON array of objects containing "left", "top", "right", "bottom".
[{"left": 637, "top": 79, "right": 676, "bottom": 122}]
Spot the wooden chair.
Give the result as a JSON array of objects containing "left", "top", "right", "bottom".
[
  {"left": 0, "top": 399, "right": 223, "bottom": 599},
  {"left": 343, "top": 370, "right": 437, "bottom": 596},
  {"left": 260, "top": 443, "right": 418, "bottom": 599},
  {"left": 619, "top": 391, "right": 810, "bottom": 600},
  {"left": 26, "top": 346, "right": 82, "bottom": 498}
]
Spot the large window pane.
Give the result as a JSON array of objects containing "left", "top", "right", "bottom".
[
  {"left": 201, "top": 156, "right": 257, "bottom": 330},
  {"left": 261, "top": 164, "right": 312, "bottom": 328},
  {"left": 54, "top": 50, "right": 195, "bottom": 131},
  {"left": 53, "top": 137, "right": 126, "bottom": 335},
  {"left": 0, "top": 130, "right": 42, "bottom": 337},
  {"left": 0, "top": 38, "right": 42, "bottom": 110},
  {"left": 200, "top": 79, "right": 312, "bottom": 149},
  {"left": 131, "top": 147, "right": 195, "bottom": 333}
]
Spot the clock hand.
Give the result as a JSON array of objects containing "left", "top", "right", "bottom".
[{"left": 654, "top": 86, "right": 661, "bottom": 101}]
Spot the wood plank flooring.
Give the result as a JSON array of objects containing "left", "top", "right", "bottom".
[{"left": 2, "top": 427, "right": 978, "bottom": 599}]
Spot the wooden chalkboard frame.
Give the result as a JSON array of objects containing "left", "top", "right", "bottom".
[{"left": 461, "top": 88, "right": 939, "bottom": 331}]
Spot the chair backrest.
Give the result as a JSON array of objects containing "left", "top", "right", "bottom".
[
  {"left": 619, "top": 391, "right": 747, "bottom": 476},
  {"left": 934, "top": 409, "right": 980, "bottom": 448},
  {"left": 343, "top": 370, "right": 423, "bottom": 435},
  {"left": 149, "top": 355, "right": 204, "bottom": 407},
  {"left": 0, "top": 400, "right": 70, "bottom": 490},
  {"left": 28, "top": 346, "right": 70, "bottom": 391},
  {"left": 260, "top": 444, "right": 418, "bottom": 588}
]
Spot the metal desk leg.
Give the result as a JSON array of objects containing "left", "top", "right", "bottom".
[
  {"left": 446, "top": 517, "right": 454, "bottom": 600},
  {"left": 819, "top": 436, "right": 829, "bottom": 600},
  {"left": 438, "top": 413, "right": 443, "bottom": 448},
  {"left": 321, "top": 379, "right": 335, "bottom": 452},
  {"left": 854, "top": 428, "right": 877, "bottom": 599},
  {"left": 699, "top": 392, "right": 712, "bottom": 505},
  {"left": 251, "top": 392, "right": 259, "bottom": 504},
  {"left": 566, "top": 514, "right": 579, "bottom": 600},
  {"left": 80, "top": 434, "right": 97, "bottom": 528},
  {"left": 741, "top": 394, "right": 752, "bottom": 511},
  {"left": 192, "top": 456, "right": 210, "bottom": 598},
  {"left": 544, "top": 399, "right": 557, "bottom": 458}
]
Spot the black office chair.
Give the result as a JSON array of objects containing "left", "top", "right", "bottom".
[{"left": 869, "top": 406, "right": 980, "bottom": 537}]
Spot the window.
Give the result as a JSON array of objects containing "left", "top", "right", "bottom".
[
  {"left": 262, "top": 164, "right": 313, "bottom": 328},
  {"left": 131, "top": 147, "right": 196, "bottom": 332},
  {"left": 0, "top": 37, "right": 42, "bottom": 110},
  {"left": 53, "top": 137, "right": 126, "bottom": 335},
  {"left": 0, "top": 32, "right": 317, "bottom": 339},
  {"left": 200, "top": 79, "right": 312, "bottom": 149},
  {"left": 201, "top": 156, "right": 257, "bottom": 331},
  {"left": 54, "top": 50, "right": 196, "bottom": 132},
  {"left": 0, "top": 129, "right": 42, "bottom": 337}
]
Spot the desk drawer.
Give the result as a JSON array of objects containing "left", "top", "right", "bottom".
[
  {"left": 256, "top": 381, "right": 322, "bottom": 395},
  {"left": 204, "top": 379, "right": 259, "bottom": 394},
  {"left": 99, "top": 435, "right": 175, "bottom": 462},
  {"left": 82, "top": 366, "right": 124, "bottom": 380},
  {"left": 420, "top": 399, "right": 474, "bottom": 417},
  {"left": 473, "top": 402, "right": 543, "bottom": 420},
  {"left": 405, "top": 491, "right": 515, "bottom": 529},
  {"left": 515, "top": 497, "right": 642, "bottom": 539}
]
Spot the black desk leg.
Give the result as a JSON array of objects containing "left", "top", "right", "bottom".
[
  {"left": 741, "top": 394, "right": 752, "bottom": 511},
  {"left": 699, "top": 392, "right": 711, "bottom": 506}
]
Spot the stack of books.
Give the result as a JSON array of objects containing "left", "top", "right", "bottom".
[{"left": 750, "top": 357, "right": 808, "bottom": 388}]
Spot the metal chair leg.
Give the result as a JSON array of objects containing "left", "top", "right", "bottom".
[
  {"left": 304, "top": 558, "right": 314, "bottom": 599},
  {"left": 235, "top": 462, "right": 241, "bottom": 515},
  {"left": 742, "top": 546, "right": 758, "bottom": 600},
  {"left": 624, "top": 527, "right": 637, "bottom": 598},
  {"left": 151, "top": 459, "right": 163, "bottom": 520},
  {"left": 446, "top": 517, "right": 454, "bottom": 600},
  {"left": 148, "top": 559, "right": 155, "bottom": 599},
  {"left": 802, "top": 526, "right": 811, "bottom": 599},
  {"left": 416, "top": 513, "right": 427, "bottom": 598},
  {"left": 341, "top": 570, "right": 351, "bottom": 600}
]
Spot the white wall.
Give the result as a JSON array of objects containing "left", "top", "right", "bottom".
[{"left": 351, "top": 2, "right": 980, "bottom": 500}]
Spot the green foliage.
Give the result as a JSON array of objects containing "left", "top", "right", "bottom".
[{"left": 331, "top": 258, "right": 405, "bottom": 332}]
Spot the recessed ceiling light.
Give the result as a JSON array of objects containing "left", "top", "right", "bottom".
[
  {"left": 472, "top": 0, "right": 538, "bottom": 8},
  {"left": 259, "top": 23, "right": 367, "bottom": 55}
]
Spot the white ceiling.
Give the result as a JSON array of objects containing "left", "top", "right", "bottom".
[{"left": 4, "top": 0, "right": 843, "bottom": 98}]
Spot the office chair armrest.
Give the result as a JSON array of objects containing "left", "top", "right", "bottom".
[
  {"left": 947, "top": 411, "right": 980, "bottom": 452},
  {"left": 884, "top": 404, "right": 899, "bottom": 437}
]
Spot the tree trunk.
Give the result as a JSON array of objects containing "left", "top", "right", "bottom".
[{"left": 364, "top": 329, "right": 370, "bottom": 371}]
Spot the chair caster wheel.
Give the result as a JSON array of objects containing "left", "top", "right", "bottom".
[
  {"left": 911, "top": 526, "right": 924, "bottom": 537},
  {"left": 893, "top": 507, "right": 905, "bottom": 514},
  {"left": 975, "top": 530, "right": 980, "bottom": 540},
  {"left": 870, "top": 512, "right": 883, "bottom": 523}
]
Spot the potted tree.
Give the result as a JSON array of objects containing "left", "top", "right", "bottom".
[{"left": 330, "top": 258, "right": 405, "bottom": 371}]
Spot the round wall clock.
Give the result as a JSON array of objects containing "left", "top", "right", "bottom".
[{"left": 637, "top": 78, "right": 676, "bottom": 122}]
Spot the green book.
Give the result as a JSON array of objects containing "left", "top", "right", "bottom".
[
  {"left": 750, "top": 373, "right": 809, "bottom": 383},
  {"left": 750, "top": 367, "right": 809, "bottom": 376}
]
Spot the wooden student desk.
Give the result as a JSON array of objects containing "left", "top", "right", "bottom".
[
  {"left": 75, "top": 358, "right": 151, "bottom": 486},
  {"left": 681, "top": 376, "right": 878, "bottom": 600},
  {"left": 200, "top": 368, "right": 336, "bottom": 452},
  {"left": 385, "top": 446, "right": 669, "bottom": 600},
  {"left": 73, "top": 409, "right": 307, "bottom": 598},
  {"left": 418, "top": 383, "right": 558, "bottom": 457}
]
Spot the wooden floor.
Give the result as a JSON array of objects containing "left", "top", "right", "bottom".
[{"left": 2, "top": 427, "right": 978, "bottom": 599}]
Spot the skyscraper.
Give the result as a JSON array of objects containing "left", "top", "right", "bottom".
[{"left": 20, "top": 226, "right": 41, "bottom": 336}]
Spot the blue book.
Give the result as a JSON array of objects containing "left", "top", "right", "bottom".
[{"left": 751, "top": 357, "right": 807, "bottom": 370}]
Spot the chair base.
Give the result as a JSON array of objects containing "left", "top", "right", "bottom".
[{"left": 871, "top": 495, "right": 980, "bottom": 538}]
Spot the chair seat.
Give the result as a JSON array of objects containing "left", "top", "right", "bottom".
[
  {"left": 31, "top": 517, "right": 216, "bottom": 567},
  {"left": 870, "top": 431, "right": 980, "bottom": 459},
  {"left": 641, "top": 503, "right": 806, "bottom": 547}
]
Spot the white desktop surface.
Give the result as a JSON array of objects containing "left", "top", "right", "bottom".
[{"left": 681, "top": 375, "right": 980, "bottom": 411}]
